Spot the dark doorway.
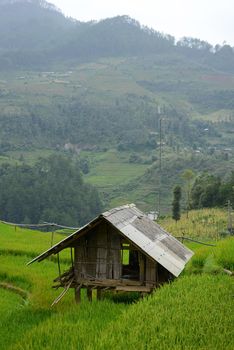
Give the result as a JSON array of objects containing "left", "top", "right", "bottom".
[{"left": 121, "top": 248, "right": 140, "bottom": 280}]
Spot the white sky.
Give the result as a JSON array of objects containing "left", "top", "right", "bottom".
[{"left": 50, "top": 0, "right": 234, "bottom": 46}]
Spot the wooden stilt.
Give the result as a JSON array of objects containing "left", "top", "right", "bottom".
[
  {"left": 57, "top": 253, "right": 61, "bottom": 282},
  {"left": 75, "top": 285, "right": 81, "bottom": 304},
  {"left": 87, "top": 288, "right": 92, "bottom": 302},
  {"left": 97, "top": 289, "right": 102, "bottom": 300},
  {"left": 70, "top": 248, "right": 74, "bottom": 268}
]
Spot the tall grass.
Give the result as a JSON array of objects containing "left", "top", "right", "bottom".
[
  {"left": 0, "top": 222, "right": 68, "bottom": 257},
  {"left": 95, "top": 275, "right": 234, "bottom": 350},
  {"left": 1, "top": 211, "right": 234, "bottom": 350},
  {"left": 213, "top": 237, "right": 234, "bottom": 271},
  {"left": 11, "top": 301, "right": 126, "bottom": 350},
  {"left": 185, "top": 237, "right": 234, "bottom": 275},
  {"left": 161, "top": 208, "right": 227, "bottom": 239},
  {"left": 0, "top": 254, "right": 72, "bottom": 307}
]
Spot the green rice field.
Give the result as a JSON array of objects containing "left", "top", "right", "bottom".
[{"left": 0, "top": 209, "right": 233, "bottom": 350}]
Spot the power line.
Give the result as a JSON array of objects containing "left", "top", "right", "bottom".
[{"left": 0, "top": 219, "right": 78, "bottom": 231}]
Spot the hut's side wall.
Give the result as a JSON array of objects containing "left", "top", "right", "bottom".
[
  {"left": 157, "top": 263, "right": 173, "bottom": 284},
  {"left": 145, "top": 258, "right": 173, "bottom": 286}
]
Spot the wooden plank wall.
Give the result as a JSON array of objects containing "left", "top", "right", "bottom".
[
  {"left": 145, "top": 257, "right": 157, "bottom": 287},
  {"left": 74, "top": 230, "right": 98, "bottom": 280},
  {"left": 74, "top": 223, "right": 122, "bottom": 281},
  {"left": 74, "top": 236, "right": 87, "bottom": 280},
  {"left": 108, "top": 224, "right": 121, "bottom": 279},
  {"left": 95, "top": 223, "right": 121, "bottom": 280},
  {"left": 96, "top": 224, "right": 107, "bottom": 279}
]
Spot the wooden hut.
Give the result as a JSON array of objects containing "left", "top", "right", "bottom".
[{"left": 28, "top": 204, "right": 193, "bottom": 303}]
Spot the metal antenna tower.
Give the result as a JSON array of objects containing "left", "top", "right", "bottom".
[{"left": 157, "top": 106, "right": 163, "bottom": 217}]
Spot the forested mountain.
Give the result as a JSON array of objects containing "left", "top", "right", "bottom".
[
  {"left": 0, "top": 5, "right": 175, "bottom": 68},
  {"left": 0, "top": 0, "right": 76, "bottom": 50},
  {"left": 0, "top": 0, "right": 79, "bottom": 68},
  {"left": 0, "top": 0, "right": 234, "bottom": 72},
  {"left": 0, "top": 0, "right": 234, "bottom": 217}
]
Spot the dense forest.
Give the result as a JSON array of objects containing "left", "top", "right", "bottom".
[
  {"left": 0, "top": 97, "right": 218, "bottom": 153},
  {"left": 0, "top": 155, "right": 102, "bottom": 225}
]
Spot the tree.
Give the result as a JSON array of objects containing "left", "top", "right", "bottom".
[
  {"left": 172, "top": 185, "right": 182, "bottom": 223},
  {"left": 177, "top": 37, "right": 212, "bottom": 52},
  {"left": 0, "top": 155, "right": 103, "bottom": 226},
  {"left": 191, "top": 172, "right": 233, "bottom": 209},
  {"left": 181, "top": 169, "right": 195, "bottom": 218},
  {"left": 191, "top": 174, "right": 221, "bottom": 209}
]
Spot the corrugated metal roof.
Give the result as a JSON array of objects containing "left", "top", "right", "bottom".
[
  {"left": 103, "top": 205, "right": 193, "bottom": 276},
  {"left": 28, "top": 204, "right": 193, "bottom": 276}
]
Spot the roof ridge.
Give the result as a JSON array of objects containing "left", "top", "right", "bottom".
[{"left": 102, "top": 203, "right": 136, "bottom": 217}]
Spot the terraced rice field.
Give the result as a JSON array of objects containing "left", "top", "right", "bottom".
[{"left": 0, "top": 210, "right": 233, "bottom": 350}]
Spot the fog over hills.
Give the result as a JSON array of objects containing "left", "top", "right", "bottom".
[{"left": 0, "top": 0, "right": 233, "bottom": 72}]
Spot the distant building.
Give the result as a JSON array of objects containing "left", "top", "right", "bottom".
[{"left": 147, "top": 211, "right": 158, "bottom": 221}]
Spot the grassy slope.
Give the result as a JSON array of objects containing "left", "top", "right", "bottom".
[
  {"left": 0, "top": 222, "right": 69, "bottom": 257},
  {"left": 83, "top": 149, "right": 148, "bottom": 189},
  {"left": 0, "top": 223, "right": 127, "bottom": 350},
  {"left": 2, "top": 56, "right": 234, "bottom": 128},
  {"left": 95, "top": 275, "right": 234, "bottom": 350},
  {"left": 1, "top": 56, "right": 234, "bottom": 213},
  {"left": 104, "top": 152, "right": 234, "bottom": 213},
  {"left": 0, "top": 211, "right": 234, "bottom": 349},
  {"left": 4, "top": 148, "right": 234, "bottom": 214}
]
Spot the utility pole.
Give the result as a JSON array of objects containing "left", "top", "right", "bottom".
[{"left": 157, "top": 105, "right": 163, "bottom": 217}]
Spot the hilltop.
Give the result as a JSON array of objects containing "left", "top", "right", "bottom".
[{"left": 0, "top": 0, "right": 234, "bottom": 71}]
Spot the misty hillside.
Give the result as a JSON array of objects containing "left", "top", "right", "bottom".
[
  {"left": 0, "top": 0, "right": 174, "bottom": 67},
  {"left": 0, "top": 0, "right": 233, "bottom": 152},
  {"left": 0, "top": 0, "right": 78, "bottom": 51},
  {"left": 0, "top": 0, "right": 234, "bottom": 73}
]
